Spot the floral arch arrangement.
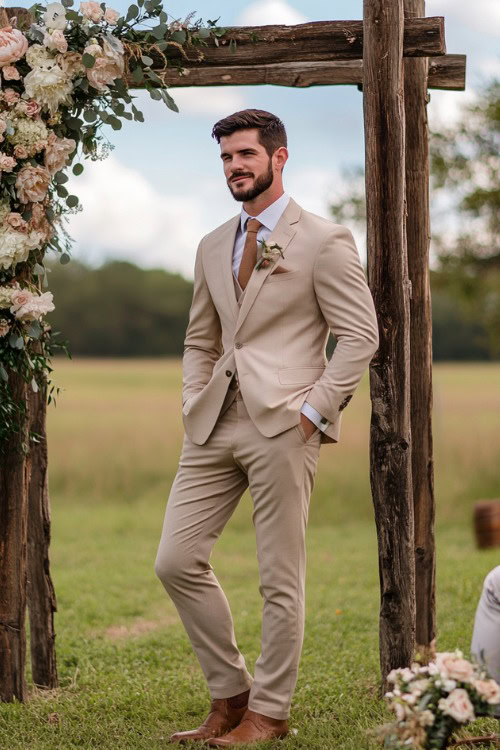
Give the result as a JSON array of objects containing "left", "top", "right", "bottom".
[{"left": 0, "top": 0, "right": 226, "bottom": 444}]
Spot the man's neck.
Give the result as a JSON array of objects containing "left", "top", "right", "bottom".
[{"left": 243, "top": 189, "right": 285, "bottom": 217}]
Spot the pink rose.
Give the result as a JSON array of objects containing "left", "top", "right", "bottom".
[
  {"left": 435, "top": 653, "right": 475, "bottom": 683},
  {"left": 104, "top": 7, "right": 120, "bottom": 24},
  {"left": 6, "top": 212, "right": 27, "bottom": 232},
  {"left": 15, "top": 165, "right": 51, "bottom": 203},
  {"left": 0, "top": 120, "right": 6, "bottom": 135},
  {"left": 21, "top": 98, "right": 41, "bottom": 118},
  {"left": 44, "top": 133, "right": 76, "bottom": 174},
  {"left": 11, "top": 288, "right": 32, "bottom": 308},
  {"left": 56, "top": 50, "right": 85, "bottom": 78},
  {"left": 2, "top": 64, "right": 20, "bottom": 80},
  {"left": 473, "top": 679, "right": 500, "bottom": 705},
  {"left": 0, "top": 153, "right": 16, "bottom": 172},
  {"left": 13, "top": 144, "right": 29, "bottom": 159},
  {"left": 80, "top": 1, "right": 104, "bottom": 23},
  {"left": 43, "top": 29, "right": 68, "bottom": 54},
  {"left": 3, "top": 87, "right": 20, "bottom": 105},
  {"left": 438, "top": 688, "right": 475, "bottom": 723},
  {"left": 0, "top": 25, "right": 29, "bottom": 68}
]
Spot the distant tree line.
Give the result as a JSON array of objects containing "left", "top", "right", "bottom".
[{"left": 45, "top": 256, "right": 493, "bottom": 360}]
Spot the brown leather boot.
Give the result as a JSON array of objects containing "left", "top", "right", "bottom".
[
  {"left": 169, "top": 691, "right": 250, "bottom": 744},
  {"left": 207, "top": 708, "right": 289, "bottom": 746}
]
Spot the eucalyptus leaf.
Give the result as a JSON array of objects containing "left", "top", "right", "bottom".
[
  {"left": 162, "top": 89, "right": 179, "bottom": 113},
  {"left": 56, "top": 184, "right": 68, "bottom": 198},
  {"left": 66, "top": 116, "right": 82, "bottom": 131},
  {"left": 54, "top": 171, "right": 69, "bottom": 184},
  {"left": 151, "top": 23, "right": 167, "bottom": 39},
  {"left": 148, "top": 87, "right": 162, "bottom": 101},
  {"left": 171, "top": 30, "right": 186, "bottom": 44},
  {"left": 60, "top": 253, "right": 71, "bottom": 265},
  {"left": 126, "top": 4, "right": 139, "bottom": 20},
  {"left": 27, "top": 321, "right": 42, "bottom": 340},
  {"left": 0, "top": 365, "right": 8, "bottom": 382},
  {"left": 132, "top": 66, "right": 144, "bottom": 84},
  {"left": 196, "top": 27, "right": 211, "bottom": 39},
  {"left": 33, "top": 263, "right": 45, "bottom": 276},
  {"left": 141, "top": 55, "right": 154, "bottom": 66},
  {"left": 83, "top": 109, "right": 97, "bottom": 122},
  {"left": 73, "top": 163, "right": 84, "bottom": 175},
  {"left": 66, "top": 195, "right": 79, "bottom": 208},
  {"left": 145, "top": 69, "right": 162, "bottom": 85},
  {"left": 31, "top": 377, "right": 39, "bottom": 393},
  {"left": 82, "top": 52, "right": 96, "bottom": 69}
]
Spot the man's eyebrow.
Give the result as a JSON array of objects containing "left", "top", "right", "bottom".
[{"left": 220, "top": 148, "right": 258, "bottom": 159}]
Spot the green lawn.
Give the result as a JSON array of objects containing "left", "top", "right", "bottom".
[{"left": 1, "top": 359, "right": 499, "bottom": 749}]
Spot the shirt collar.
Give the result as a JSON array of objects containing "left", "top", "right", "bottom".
[{"left": 240, "top": 191, "right": 290, "bottom": 234}]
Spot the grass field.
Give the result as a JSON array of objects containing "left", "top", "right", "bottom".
[{"left": 1, "top": 359, "right": 499, "bottom": 749}]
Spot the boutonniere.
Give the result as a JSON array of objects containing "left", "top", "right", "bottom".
[{"left": 255, "top": 239, "right": 284, "bottom": 270}]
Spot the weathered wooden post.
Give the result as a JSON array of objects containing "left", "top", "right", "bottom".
[
  {"left": 0, "top": 374, "right": 30, "bottom": 702},
  {"left": 363, "top": 0, "right": 416, "bottom": 685},
  {"left": 404, "top": 0, "right": 436, "bottom": 660}
]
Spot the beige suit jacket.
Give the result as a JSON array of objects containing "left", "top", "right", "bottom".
[{"left": 181, "top": 196, "right": 379, "bottom": 446}]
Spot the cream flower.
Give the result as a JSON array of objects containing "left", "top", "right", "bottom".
[
  {"left": 85, "top": 37, "right": 124, "bottom": 91},
  {"left": 80, "top": 1, "right": 104, "bottom": 23},
  {"left": 13, "top": 144, "right": 28, "bottom": 159},
  {"left": 42, "top": 2, "right": 68, "bottom": 31},
  {"left": 438, "top": 688, "right": 475, "bottom": 723},
  {"left": 23, "top": 63, "right": 73, "bottom": 114},
  {"left": 3, "top": 88, "right": 20, "bottom": 105},
  {"left": 0, "top": 25, "right": 29, "bottom": 68},
  {"left": 0, "top": 318, "right": 10, "bottom": 337},
  {"left": 2, "top": 64, "right": 20, "bottom": 80},
  {"left": 44, "top": 132, "right": 76, "bottom": 174},
  {"left": 104, "top": 7, "right": 120, "bottom": 24},
  {"left": 25, "top": 43, "right": 54, "bottom": 69},
  {"left": 15, "top": 165, "right": 51, "bottom": 203},
  {"left": 0, "top": 153, "right": 16, "bottom": 172},
  {"left": 10, "top": 289, "right": 55, "bottom": 321},
  {"left": 0, "top": 285, "right": 15, "bottom": 307},
  {"left": 43, "top": 29, "right": 68, "bottom": 54},
  {"left": 6, "top": 116, "right": 49, "bottom": 154},
  {"left": 0, "top": 227, "right": 44, "bottom": 269}
]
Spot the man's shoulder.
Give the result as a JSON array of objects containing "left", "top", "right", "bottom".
[
  {"left": 297, "top": 205, "right": 353, "bottom": 241},
  {"left": 200, "top": 213, "right": 240, "bottom": 246}
]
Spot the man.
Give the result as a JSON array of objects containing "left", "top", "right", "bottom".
[{"left": 155, "top": 109, "right": 379, "bottom": 746}]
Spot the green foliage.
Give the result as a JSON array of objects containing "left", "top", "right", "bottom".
[{"left": 45, "top": 258, "right": 193, "bottom": 356}]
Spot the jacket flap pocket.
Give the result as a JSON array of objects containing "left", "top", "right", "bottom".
[{"left": 278, "top": 366, "right": 325, "bottom": 384}]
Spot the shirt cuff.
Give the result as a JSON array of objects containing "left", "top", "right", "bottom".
[{"left": 301, "top": 401, "right": 330, "bottom": 432}]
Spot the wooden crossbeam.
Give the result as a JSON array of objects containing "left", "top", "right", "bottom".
[
  {"left": 137, "top": 17, "right": 446, "bottom": 72},
  {"left": 132, "top": 54, "right": 465, "bottom": 91}
]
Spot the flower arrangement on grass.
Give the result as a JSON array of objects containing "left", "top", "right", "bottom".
[
  {"left": 0, "top": 1, "right": 227, "bottom": 443},
  {"left": 374, "top": 650, "right": 500, "bottom": 749}
]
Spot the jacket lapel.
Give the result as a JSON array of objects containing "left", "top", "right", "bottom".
[
  {"left": 234, "top": 197, "right": 301, "bottom": 336},
  {"left": 219, "top": 214, "right": 241, "bottom": 322}
]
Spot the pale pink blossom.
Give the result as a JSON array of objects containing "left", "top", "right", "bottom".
[
  {"left": 44, "top": 132, "right": 76, "bottom": 174},
  {"left": 3, "top": 87, "right": 20, "bottom": 105},
  {"left": 43, "top": 29, "right": 68, "bottom": 54},
  {"left": 80, "top": 1, "right": 104, "bottom": 23},
  {"left": 13, "top": 144, "right": 29, "bottom": 159},
  {"left": 56, "top": 50, "right": 85, "bottom": 78},
  {"left": 6, "top": 212, "right": 28, "bottom": 232},
  {"left": 438, "top": 688, "right": 475, "bottom": 723},
  {"left": 2, "top": 64, "right": 20, "bottom": 80},
  {"left": 435, "top": 653, "right": 475, "bottom": 683},
  {"left": 0, "top": 153, "right": 16, "bottom": 172},
  {"left": 10, "top": 289, "right": 55, "bottom": 321},
  {"left": 15, "top": 165, "right": 51, "bottom": 203},
  {"left": 473, "top": 679, "right": 500, "bottom": 705},
  {"left": 0, "top": 318, "right": 10, "bottom": 337},
  {"left": 104, "top": 7, "right": 120, "bottom": 24},
  {"left": 0, "top": 25, "right": 29, "bottom": 68}
]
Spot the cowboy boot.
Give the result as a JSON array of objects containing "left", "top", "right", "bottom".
[
  {"left": 169, "top": 690, "right": 250, "bottom": 744},
  {"left": 207, "top": 708, "right": 289, "bottom": 746}
]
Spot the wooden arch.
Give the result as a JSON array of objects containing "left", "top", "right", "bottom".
[{"left": 0, "top": 0, "right": 466, "bottom": 701}]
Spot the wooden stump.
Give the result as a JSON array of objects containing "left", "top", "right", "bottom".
[{"left": 474, "top": 501, "right": 500, "bottom": 549}]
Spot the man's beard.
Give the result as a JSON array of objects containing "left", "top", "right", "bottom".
[{"left": 228, "top": 158, "right": 274, "bottom": 202}]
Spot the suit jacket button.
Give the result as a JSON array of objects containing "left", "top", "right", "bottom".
[
  {"left": 235, "top": 342, "right": 243, "bottom": 349},
  {"left": 226, "top": 370, "right": 232, "bottom": 377}
]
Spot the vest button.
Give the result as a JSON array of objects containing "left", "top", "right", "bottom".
[
  {"left": 225, "top": 370, "right": 232, "bottom": 377},
  {"left": 235, "top": 342, "right": 243, "bottom": 349}
]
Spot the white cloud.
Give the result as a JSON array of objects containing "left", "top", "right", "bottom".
[
  {"left": 428, "top": 87, "right": 477, "bottom": 130},
  {"left": 127, "top": 86, "right": 247, "bottom": 122},
  {"left": 64, "top": 156, "right": 233, "bottom": 279},
  {"left": 426, "top": 0, "right": 500, "bottom": 39},
  {"left": 236, "top": 0, "right": 308, "bottom": 26}
]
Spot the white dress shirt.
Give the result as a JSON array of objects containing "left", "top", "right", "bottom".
[{"left": 232, "top": 191, "right": 330, "bottom": 433}]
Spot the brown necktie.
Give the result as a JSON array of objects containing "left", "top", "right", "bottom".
[{"left": 238, "top": 217, "right": 263, "bottom": 290}]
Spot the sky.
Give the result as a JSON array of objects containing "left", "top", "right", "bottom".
[{"left": 12, "top": 0, "right": 500, "bottom": 278}]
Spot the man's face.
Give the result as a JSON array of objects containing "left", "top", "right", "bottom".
[{"left": 220, "top": 129, "right": 276, "bottom": 202}]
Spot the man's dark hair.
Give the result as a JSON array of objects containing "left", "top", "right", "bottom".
[{"left": 211, "top": 109, "right": 287, "bottom": 162}]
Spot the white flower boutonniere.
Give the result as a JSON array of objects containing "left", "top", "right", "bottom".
[{"left": 255, "top": 238, "right": 284, "bottom": 270}]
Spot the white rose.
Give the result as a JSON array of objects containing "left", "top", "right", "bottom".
[
  {"left": 418, "top": 709, "right": 435, "bottom": 727},
  {"left": 43, "top": 2, "right": 68, "bottom": 30},
  {"left": 473, "top": 679, "right": 500, "bottom": 705},
  {"left": 10, "top": 290, "right": 55, "bottom": 321},
  {"left": 438, "top": 688, "right": 475, "bottom": 723},
  {"left": 435, "top": 653, "right": 475, "bottom": 683}
]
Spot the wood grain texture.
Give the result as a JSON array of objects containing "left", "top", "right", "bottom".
[
  {"left": 27, "top": 355, "right": 58, "bottom": 690},
  {"left": 363, "top": 0, "right": 416, "bottom": 687},
  {"left": 0, "top": 373, "right": 30, "bottom": 702},
  {"left": 130, "top": 55, "right": 464, "bottom": 91},
  {"left": 404, "top": 0, "right": 436, "bottom": 658}
]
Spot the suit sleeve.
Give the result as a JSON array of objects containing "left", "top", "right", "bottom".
[
  {"left": 182, "top": 238, "right": 223, "bottom": 406},
  {"left": 305, "top": 225, "right": 379, "bottom": 424}
]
